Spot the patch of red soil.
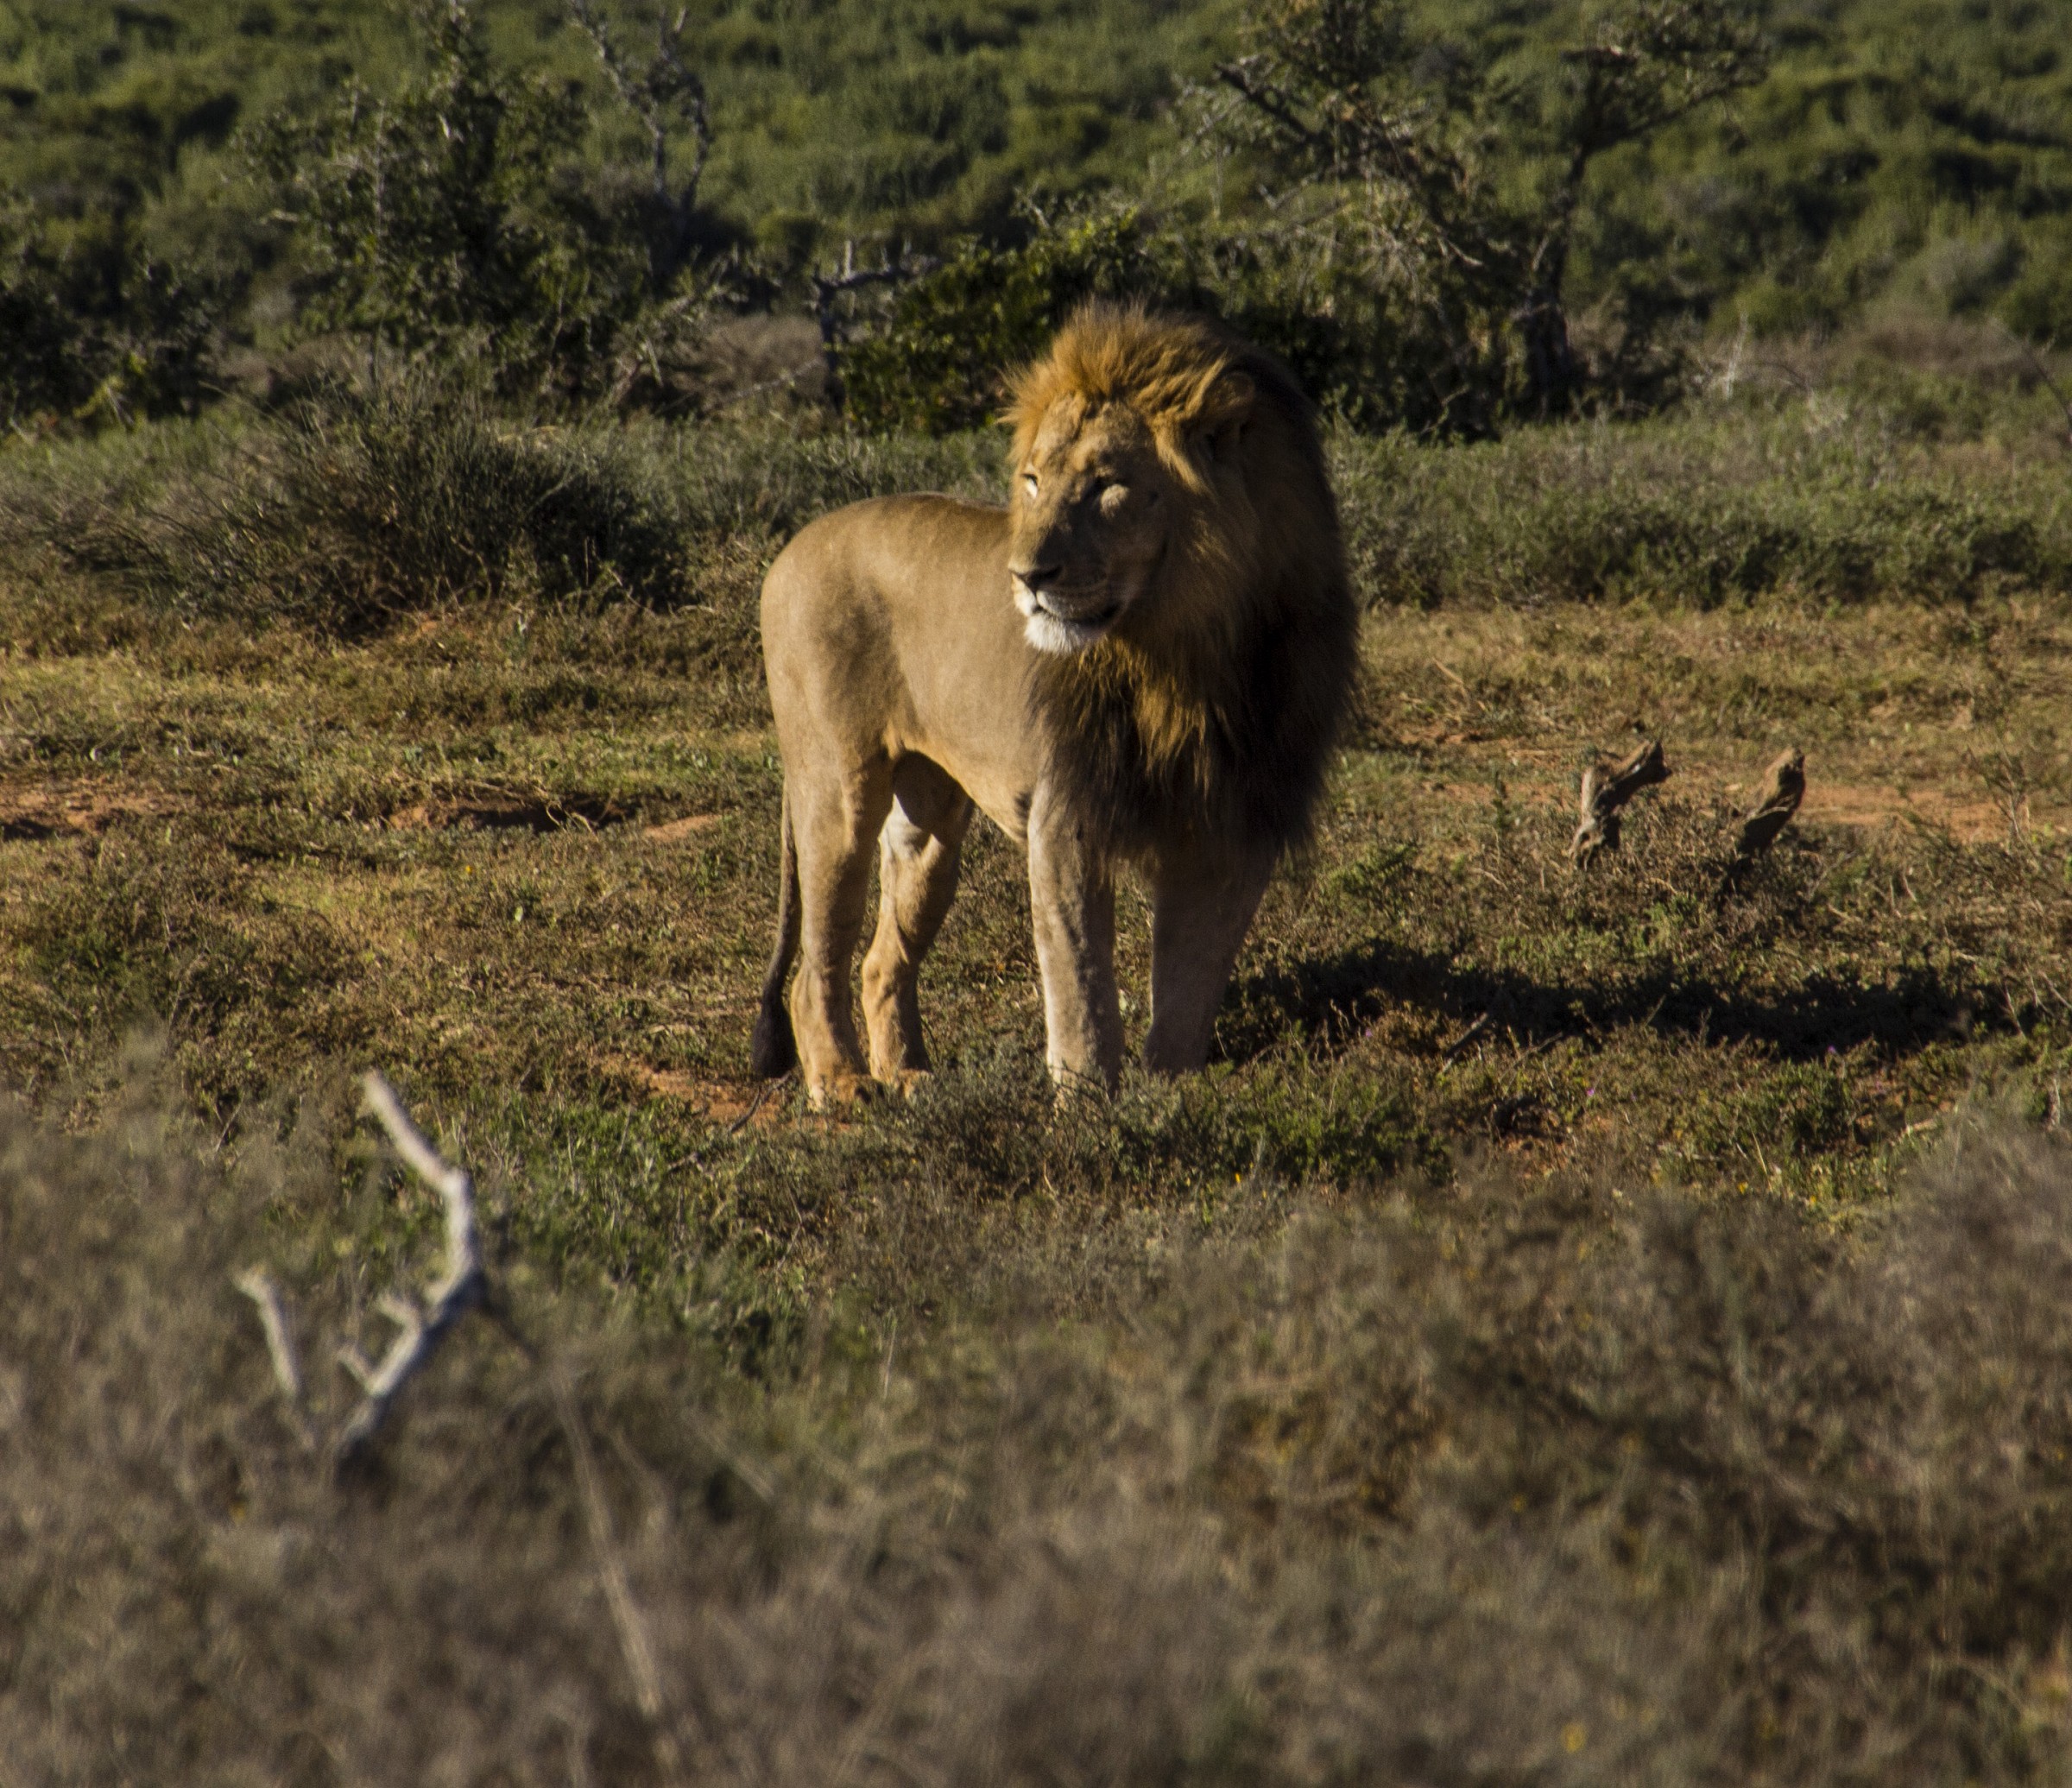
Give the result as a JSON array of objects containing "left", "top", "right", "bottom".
[
  {"left": 0, "top": 780, "right": 186, "bottom": 840},
  {"left": 602, "top": 1056, "right": 787, "bottom": 1128},
  {"left": 642, "top": 813, "right": 720, "bottom": 843},
  {"left": 381, "top": 789, "right": 629, "bottom": 833},
  {"left": 1796, "top": 783, "right": 2054, "bottom": 843}
]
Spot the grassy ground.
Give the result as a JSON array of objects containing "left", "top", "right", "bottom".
[
  {"left": 4, "top": 415, "right": 2069, "bottom": 1269},
  {"left": 5, "top": 382, "right": 2072, "bottom": 1779}
]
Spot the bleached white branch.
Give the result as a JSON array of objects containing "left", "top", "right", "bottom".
[
  {"left": 334, "top": 1071, "right": 487, "bottom": 1468},
  {"left": 235, "top": 1267, "right": 305, "bottom": 1403}
]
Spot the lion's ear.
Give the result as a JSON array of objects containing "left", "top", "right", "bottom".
[{"left": 1190, "top": 370, "right": 1255, "bottom": 465}]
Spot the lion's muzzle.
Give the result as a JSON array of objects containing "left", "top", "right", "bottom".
[{"left": 1012, "top": 572, "right": 1122, "bottom": 654}]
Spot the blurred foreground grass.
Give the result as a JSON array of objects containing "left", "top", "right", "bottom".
[{"left": 12, "top": 1054, "right": 2072, "bottom": 1780}]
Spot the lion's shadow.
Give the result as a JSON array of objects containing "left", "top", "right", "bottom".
[{"left": 1219, "top": 938, "right": 1983, "bottom": 1067}]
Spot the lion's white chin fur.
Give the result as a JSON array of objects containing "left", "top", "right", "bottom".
[{"left": 1014, "top": 580, "right": 1123, "bottom": 655}]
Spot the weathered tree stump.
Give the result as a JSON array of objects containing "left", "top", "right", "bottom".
[
  {"left": 1734, "top": 747, "right": 1805, "bottom": 863},
  {"left": 1569, "top": 738, "right": 1670, "bottom": 867}
]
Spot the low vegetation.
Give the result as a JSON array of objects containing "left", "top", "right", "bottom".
[
  {"left": 3, "top": 339, "right": 2072, "bottom": 1776},
  {"left": 11, "top": 1050, "right": 2072, "bottom": 1781},
  {"left": 6, "top": 0, "right": 2072, "bottom": 1764}
]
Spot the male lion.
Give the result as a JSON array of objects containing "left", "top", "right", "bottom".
[{"left": 751, "top": 304, "right": 1355, "bottom": 1102}]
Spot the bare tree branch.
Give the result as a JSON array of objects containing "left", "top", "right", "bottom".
[
  {"left": 333, "top": 1071, "right": 487, "bottom": 1469},
  {"left": 1991, "top": 318, "right": 2072, "bottom": 446},
  {"left": 551, "top": 1362, "right": 689, "bottom": 1784},
  {"left": 809, "top": 239, "right": 934, "bottom": 407},
  {"left": 230, "top": 1074, "right": 704, "bottom": 1777},
  {"left": 1211, "top": 0, "right": 1768, "bottom": 416},
  {"left": 235, "top": 1267, "right": 306, "bottom": 1405},
  {"left": 567, "top": 0, "right": 711, "bottom": 288}
]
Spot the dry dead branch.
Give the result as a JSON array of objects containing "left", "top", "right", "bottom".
[
  {"left": 333, "top": 1071, "right": 487, "bottom": 1469},
  {"left": 231, "top": 1075, "right": 693, "bottom": 1772},
  {"left": 1569, "top": 738, "right": 1670, "bottom": 867},
  {"left": 237, "top": 1266, "right": 319, "bottom": 1450},
  {"left": 235, "top": 1267, "right": 304, "bottom": 1404},
  {"left": 1438, "top": 1010, "right": 1494, "bottom": 1068},
  {"left": 1734, "top": 747, "right": 1805, "bottom": 863},
  {"left": 809, "top": 238, "right": 934, "bottom": 403},
  {"left": 1993, "top": 319, "right": 2072, "bottom": 446}
]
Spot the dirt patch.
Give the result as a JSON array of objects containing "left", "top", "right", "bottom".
[
  {"left": 643, "top": 812, "right": 721, "bottom": 843},
  {"left": 0, "top": 780, "right": 186, "bottom": 841},
  {"left": 382, "top": 789, "right": 629, "bottom": 834},
  {"left": 603, "top": 1057, "right": 788, "bottom": 1128},
  {"left": 1797, "top": 782, "right": 2054, "bottom": 843}
]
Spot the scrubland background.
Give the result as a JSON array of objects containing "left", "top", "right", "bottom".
[{"left": 7, "top": 2, "right": 2072, "bottom": 1782}]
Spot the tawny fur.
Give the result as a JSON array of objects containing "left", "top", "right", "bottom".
[{"left": 753, "top": 304, "right": 1356, "bottom": 1101}]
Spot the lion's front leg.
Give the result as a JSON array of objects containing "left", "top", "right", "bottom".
[
  {"left": 1143, "top": 843, "right": 1277, "bottom": 1075},
  {"left": 1026, "top": 789, "right": 1124, "bottom": 1092}
]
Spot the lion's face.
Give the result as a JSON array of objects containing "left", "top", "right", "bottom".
[{"left": 1006, "top": 401, "right": 1175, "bottom": 656}]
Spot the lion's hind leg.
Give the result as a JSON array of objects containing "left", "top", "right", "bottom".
[
  {"left": 787, "top": 761, "right": 894, "bottom": 1108},
  {"left": 862, "top": 755, "right": 973, "bottom": 1090}
]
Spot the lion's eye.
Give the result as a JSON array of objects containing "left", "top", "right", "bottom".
[{"left": 1021, "top": 473, "right": 1039, "bottom": 498}]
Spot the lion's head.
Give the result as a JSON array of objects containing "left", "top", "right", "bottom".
[
  {"left": 1004, "top": 306, "right": 1263, "bottom": 657},
  {"left": 1002, "top": 304, "right": 1355, "bottom": 856}
]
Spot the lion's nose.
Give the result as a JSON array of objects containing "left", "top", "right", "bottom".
[{"left": 1013, "top": 562, "right": 1064, "bottom": 592}]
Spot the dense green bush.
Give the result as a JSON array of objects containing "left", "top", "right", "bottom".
[
  {"left": 1208, "top": 0, "right": 1770, "bottom": 428},
  {"left": 0, "top": 202, "right": 220, "bottom": 427},
  {"left": 837, "top": 203, "right": 1484, "bottom": 433},
  {"left": 242, "top": 0, "right": 656, "bottom": 399},
  {"left": 837, "top": 210, "right": 1193, "bottom": 432}
]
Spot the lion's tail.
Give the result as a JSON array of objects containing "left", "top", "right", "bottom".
[{"left": 749, "top": 787, "right": 800, "bottom": 1078}]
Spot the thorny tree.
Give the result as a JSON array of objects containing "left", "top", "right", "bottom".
[
  {"left": 1211, "top": 0, "right": 1768, "bottom": 426},
  {"left": 566, "top": 0, "right": 713, "bottom": 295},
  {"left": 246, "top": 0, "right": 605, "bottom": 389}
]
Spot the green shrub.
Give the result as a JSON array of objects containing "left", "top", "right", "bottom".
[
  {"left": 837, "top": 209, "right": 1194, "bottom": 432},
  {"left": 60, "top": 376, "right": 686, "bottom": 631},
  {"left": 837, "top": 203, "right": 1505, "bottom": 435},
  {"left": 241, "top": 0, "right": 646, "bottom": 400},
  {"left": 0, "top": 201, "right": 219, "bottom": 429}
]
